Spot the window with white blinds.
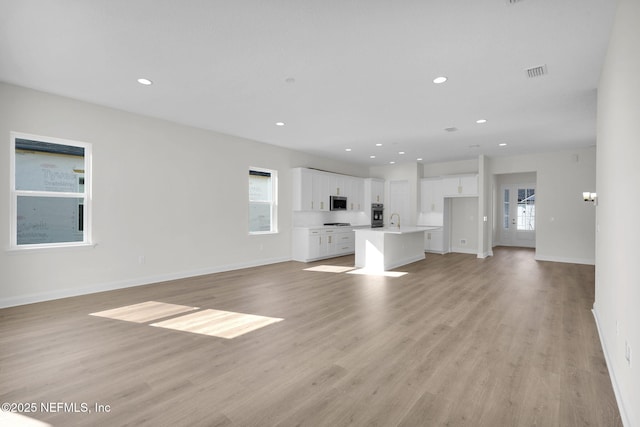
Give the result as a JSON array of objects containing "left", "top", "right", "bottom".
[{"left": 248, "top": 167, "right": 277, "bottom": 234}]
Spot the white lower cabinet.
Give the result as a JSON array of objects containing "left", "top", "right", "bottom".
[
  {"left": 334, "top": 231, "right": 355, "bottom": 254},
  {"left": 424, "top": 228, "right": 444, "bottom": 253},
  {"left": 307, "top": 230, "right": 325, "bottom": 260},
  {"left": 293, "top": 228, "right": 356, "bottom": 262},
  {"left": 325, "top": 229, "right": 336, "bottom": 255}
]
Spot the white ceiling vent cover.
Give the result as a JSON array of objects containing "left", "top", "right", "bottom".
[
  {"left": 526, "top": 65, "right": 548, "bottom": 78},
  {"left": 444, "top": 127, "right": 458, "bottom": 132},
  {"left": 507, "top": 0, "right": 525, "bottom": 4}
]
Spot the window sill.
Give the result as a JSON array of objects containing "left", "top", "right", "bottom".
[
  {"left": 249, "top": 231, "right": 279, "bottom": 236},
  {"left": 6, "top": 242, "right": 97, "bottom": 254}
]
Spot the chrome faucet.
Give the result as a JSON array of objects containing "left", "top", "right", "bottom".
[{"left": 389, "top": 213, "right": 400, "bottom": 228}]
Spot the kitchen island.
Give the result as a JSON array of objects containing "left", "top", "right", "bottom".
[{"left": 354, "top": 227, "right": 437, "bottom": 271}]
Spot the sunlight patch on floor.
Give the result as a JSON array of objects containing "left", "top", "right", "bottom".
[
  {"left": 304, "top": 265, "right": 356, "bottom": 273},
  {"left": 346, "top": 269, "right": 408, "bottom": 277},
  {"left": 89, "top": 301, "right": 198, "bottom": 323},
  {"left": 150, "top": 309, "right": 283, "bottom": 339}
]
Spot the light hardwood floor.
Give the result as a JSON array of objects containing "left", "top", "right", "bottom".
[{"left": 0, "top": 247, "right": 621, "bottom": 426}]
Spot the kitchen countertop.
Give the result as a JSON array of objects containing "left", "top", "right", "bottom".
[
  {"left": 293, "top": 225, "right": 370, "bottom": 230},
  {"left": 294, "top": 225, "right": 441, "bottom": 232},
  {"left": 356, "top": 226, "right": 438, "bottom": 234}
]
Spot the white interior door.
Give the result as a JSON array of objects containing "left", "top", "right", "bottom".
[{"left": 499, "top": 184, "right": 536, "bottom": 247}]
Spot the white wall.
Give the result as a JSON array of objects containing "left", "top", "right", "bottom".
[
  {"left": 370, "top": 162, "right": 422, "bottom": 226},
  {"left": 0, "top": 83, "right": 368, "bottom": 307},
  {"left": 478, "top": 155, "right": 490, "bottom": 257},
  {"left": 388, "top": 180, "right": 410, "bottom": 227},
  {"left": 449, "top": 197, "right": 479, "bottom": 254},
  {"left": 595, "top": 0, "right": 640, "bottom": 424},
  {"left": 495, "top": 172, "right": 537, "bottom": 186},
  {"left": 490, "top": 148, "right": 596, "bottom": 264},
  {"left": 423, "top": 159, "right": 478, "bottom": 177}
]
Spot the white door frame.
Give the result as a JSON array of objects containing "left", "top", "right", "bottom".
[{"left": 497, "top": 183, "right": 536, "bottom": 248}]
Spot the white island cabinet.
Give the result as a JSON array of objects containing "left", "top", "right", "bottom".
[{"left": 354, "top": 227, "right": 430, "bottom": 271}]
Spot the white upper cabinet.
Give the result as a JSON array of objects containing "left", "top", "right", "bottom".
[
  {"left": 312, "top": 171, "right": 330, "bottom": 211},
  {"left": 292, "top": 168, "right": 312, "bottom": 211},
  {"left": 329, "top": 174, "right": 346, "bottom": 196},
  {"left": 365, "top": 178, "right": 384, "bottom": 205},
  {"left": 348, "top": 177, "right": 364, "bottom": 211},
  {"left": 292, "top": 168, "right": 328, "bottom": 211},
  {"left": 420, "top": 178, "right": 445, "bottom": 226},
  {"left": 442, "top": 174, "right": 478, "bottom": 197},
  {"left": 292, "top": 167, "right": 365, "bottom": 212},
  {"left": 420, "top": 174, "right": 477, "bottom": 226},
  {"left": 420, "top": 178, "right": 444, "bottom": 213}
]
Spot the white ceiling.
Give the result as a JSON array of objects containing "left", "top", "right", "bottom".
[{"left": 0, "top": 0, "right": 618, "bottom": 166}]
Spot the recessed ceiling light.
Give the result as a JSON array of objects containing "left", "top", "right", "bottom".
[
  {"left": 399, "top": 151, "right": 405, "bottom": 155},
  {"left": 389, "top": 161, "right": 396, "bottom": 164},
  {"left": 137, "top": 78, "right": 153, "bottom": 85},
  {"left": 476, "top": 119, "right": 487, "bottom": 124},
  {"left": 417, "top": 158, "right": 423, "bottom": 161},
  {"left": 275, "top": 122, "right": 285, "bottom": 126},
  {"left": 376, "top": 143, "right": 383, "bottom": 147},
  {"left": 345, "top": 148, "right": 352, "bottom": 152},
  {"left": 499, "top": 143, "right": 508, "bottom": 147},
  {"left": 433, "top": 76, "right": 448, "bottom": 84},
  {"left": 370, "top": 155, "right": 376, "bottom": 159}
]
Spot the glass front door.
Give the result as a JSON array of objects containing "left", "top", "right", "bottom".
[{"left": 500, "top": 184, "right": 536, "bottom": 247}]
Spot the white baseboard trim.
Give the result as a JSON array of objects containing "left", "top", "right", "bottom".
[
  {"left": 592, "top": 305, "right": 631, "bottom": 427},
  {"left": 477, "top": 250, "right": 493, "bottom": 259},
  {"left": 0, "top": 256, "right": 291, "bottom": 309},
  {"left": 425, "top": 250, "right": 446, "bottom": 255},
  {"left": 534, "top": 254, "right": 595, "bottom": 265},
  {"left": 450, "top": 247, "right": 477, "bottom": 255}
]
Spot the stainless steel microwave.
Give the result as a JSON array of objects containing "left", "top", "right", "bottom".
[{"left": 330, "top": 196, "right": 347, "bottom": 211}]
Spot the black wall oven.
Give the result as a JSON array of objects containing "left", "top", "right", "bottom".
[{"left": 371, "top": 203, "right": 384, "bottom": 227}]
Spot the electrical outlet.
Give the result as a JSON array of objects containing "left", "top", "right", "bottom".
[
  {"left": 625, "top": 341, "right": 632, "bottom": 366},
  {"left": 138, "top": 255, "right": 146, "bottom": 265},
  {"left": 460, "top": 239, "right": 467, "bottom": 245},
  {"left": 616, "top": 321, "right": 619, "bottom": 336}
]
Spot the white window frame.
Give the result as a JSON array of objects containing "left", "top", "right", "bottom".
[
  {"left": 248, "top": 167, "right": 278, "bottom": 235},
  {"left": 9, "top": 132, "right": 93, "bottom": 250}
]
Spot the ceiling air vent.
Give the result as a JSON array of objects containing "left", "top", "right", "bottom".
[
  {"left": 444, "top": 127, "right": 458, "bottom": 132},
  {"left": 507, "top": 0, "right": 525, "bottom": 4},
  {"left": 526, "top": 65, "right": 548, "bottom": 78}
]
